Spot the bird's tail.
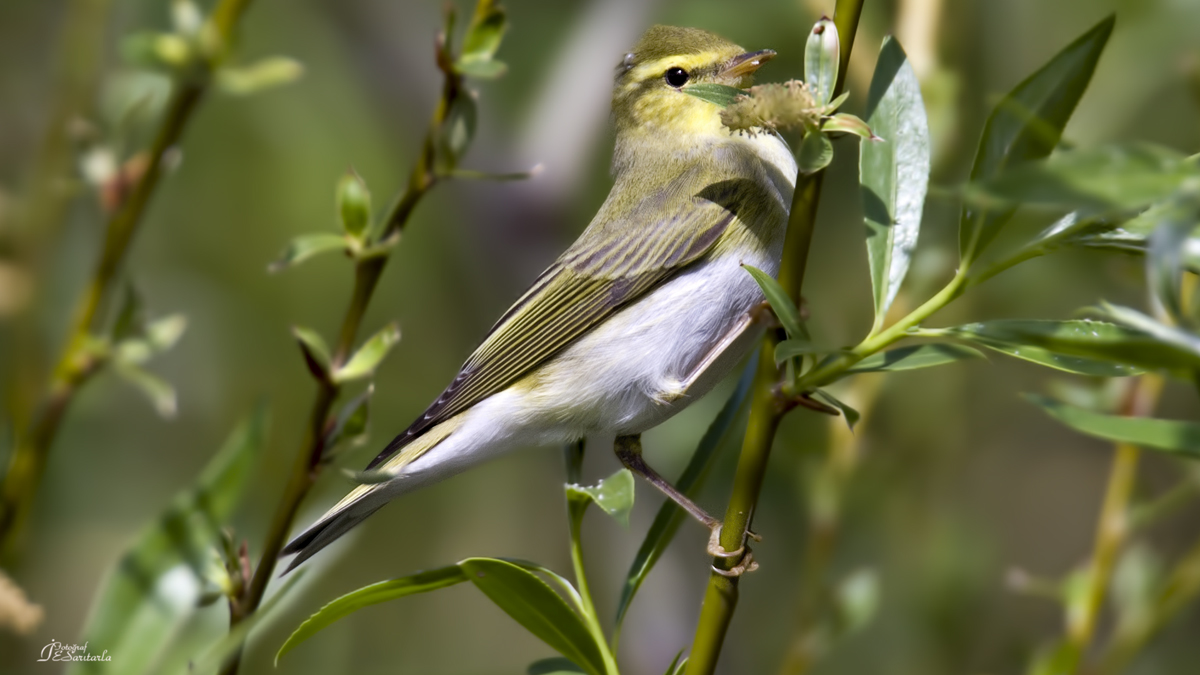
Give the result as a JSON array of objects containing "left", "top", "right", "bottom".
[{"left": 281, "top": 417, "right": 462, "bottom": 572}]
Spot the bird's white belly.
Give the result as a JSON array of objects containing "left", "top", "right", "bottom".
[{"left": 519, "top": 246, "right": 778, "bottom": 436}]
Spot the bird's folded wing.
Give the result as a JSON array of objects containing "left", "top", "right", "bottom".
[{"left": 365, "top": 175, "right": 746, "bottom": 470}]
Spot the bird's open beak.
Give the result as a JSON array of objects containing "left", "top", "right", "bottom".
[{"left": 721, "top": 49, "right": 776, "bottom": 79}]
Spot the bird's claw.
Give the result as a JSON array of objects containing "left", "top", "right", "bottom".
[
  {"left": 712, "top": 549, "right": 758, "bottom": 577},
  {"left": 707, "top": 525, "right": 761, "bottom": 577}
]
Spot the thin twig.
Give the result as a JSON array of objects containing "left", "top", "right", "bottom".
[
  {"left": 0, "top": 0, "right": 256, "bottom": 557},
  {"left": 1062, "top": 375, "right": 1162, "bottom": 674},
  {"left": 217, "top": 38, "right": 461, "bottom": 675}
]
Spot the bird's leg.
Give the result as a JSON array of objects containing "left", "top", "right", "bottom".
[{"left": 614, "top": 435, "right": 759, "bottom": 573}]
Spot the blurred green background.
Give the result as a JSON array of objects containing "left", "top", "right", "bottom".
[{"left": 2, "top": 0, "right": 1199, "bottom": 673}]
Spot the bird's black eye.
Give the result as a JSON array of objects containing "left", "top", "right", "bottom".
[{"left": 664, "top": 67, "right": 689, "bottom": 88}]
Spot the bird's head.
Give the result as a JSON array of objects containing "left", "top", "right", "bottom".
[{"left": 612, "top": 25, "right": 774, "bottom": 140}]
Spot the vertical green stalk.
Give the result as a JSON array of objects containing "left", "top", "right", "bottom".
[
  {"left": 1062, "top": 375, "right": 1163, "bottom": 674},
  {"left": 684, "top": 3, "right": 863, "bottom": 673},
  {"left": 218, "top": 60, "right": 458, "bottom": 675},
  {"left": 0, "top": 0, "right": 256, "bottom": 557}
]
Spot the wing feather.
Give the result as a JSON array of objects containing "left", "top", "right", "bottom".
[{"left": 366, "top": 169, "right": 741, "bottom": 469}]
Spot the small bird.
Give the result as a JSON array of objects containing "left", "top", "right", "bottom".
[{"left": 283, "top": 25, "right": 796, "bottom": 570}]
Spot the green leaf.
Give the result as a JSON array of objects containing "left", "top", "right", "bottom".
[
  {"left": 835, "top": 568, "right": 880, "bottom": 635},
  {"left": 529, "top": 657, "right": 587, "bottom": 674},
  {"left": 333, "top": 322, "right": 401, "bottom": 383},
  {"left": 939, "top": 319, "right": 1186, "bottom": 375},
  {"left": 743, "top": 265, "right": 805, "bottom": 339},
  {"left": 216, "top": 56, "right": 304, "bottom": 96},
  {"left": 812, "top": 388, "right": 860, "bottom": 430},
  {"left": 269, "top": 233, "right": 348, "bottom": 273},
  {"left": 292, "top": 326, "right": 332, "bottom": 380},
  {"left": 70, "top": 407, "right": 267, "bottom": 675},
  {"left": 111, "top": 360, "right": 177, "bottom": 418},
  {"left": 459, "top": 0, "right": 507, "bottom": 63},
  {"left": 1146, "top": 189, "right": 1200, "bottom": 322},
  {"left": 959, "top": 15, "right": 1114, "bottom": 262},
  {"left": 804, "top": 17, "right": 839, "bottom": 106},
  {"left": 823, "top": 112, "right": 875, "bottom": 139},
  {"left": 681, "top": 83, "right": 745, "bottom": 108},
  {"left": 774, "top": 338, "right": 823, "bottom": 364},
  {"left": 1025, "top": 394, "right": 1200, "bottom": 459},
  {"left": 455, "top": 58, "right": 507, "bottom": 79},
  {"left": 324, "top": 385, "right": 372, "bottom": 454},
  {"left": 337, "top": 172, "right": 372, "bottom": 239},
  {"left": 615, "top": 357, "right": 755, "bottom": 634},
  {"left": 1096, "top": 302, "right": 1200, "bottom": 366},
  {"left": 861, "top": 37, "right": 931, "bottom": 328},
  {"left": 798, "top": 130, "right": 834, "bottom": 175},
  {"left": 276, "top": 565, "right": 467, "bottom": 664},
  {"left": 1068, "top": 191, "right": 1200, "bottom": 274},
  {"left": 113, "top": 314, "right": 187, "bottom": 365},
  {"left": 436, "top": 93, "right": 478, "bottom": 171},
  {"left": 460, "top": 558, "right": 608, "bottom": 675},
  {"left": 566, "top": 468, "right": 635, "bottom": 527},
  {"left": 111, "top": 283, "right": 145, "bottom": 343},
  {"left": 842, "top": 343, "right": 983, "bottom": 375},
  {"left": 663, "top": 652, "right": 687, "bottom": 675},
  {"left": 969, "top": 143, "right": 1197, "bottom": 213}
]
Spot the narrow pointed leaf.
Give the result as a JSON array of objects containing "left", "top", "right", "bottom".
[
  {"left": 112, "top": 361, "right": 177, "bottom": 418},
  {"left": 940, "top": 319, "right": 1196, "bottom": 374},
  {"left": 615, "top": 357, "right": 756, "bottom": 633},
  {"left": 774, "top": 338, "right": 823, "bottom": 364},
  {"left": 743, "top": 265, "right": 805, "bottom": 338},
  {"left": 969, "top": 143, "right": 1196, "bottom": 213},
  {"left": 1025, "top": 394, "right": 1200, "bottom": 459},
  {"left": 682, "top": 83, "right": 745, "bottom": 108},
  {"left": 804, "top": 18, "right": 839, "bottom": 106},
  {"left": 337, "top": 172, "right": 372, "bottom": 239},
  {"left": 1097, "top": 302, "right": 1200, "bottom": 364},
  {"left": 861, "top": 37, "right": 931, "bottom": 325},
  {"left": 1146, "top": 190, "right": 1200, "bottom": 322},
  {"left": 455, "top": 58, "right": 507, "bottom": 79},
  {"left": 566, "top": 469, "right": 634, "bottom": 527},
  {"left": 269, "top": 233, "right": 348, "bottom": 273},
  {"left": 460, "top": 558, "right": 608, "bottom": 675},
  {"left": 292, "top": 326, "right": 332, "bottom": 380},
  {"left": 436, "top": 93, "right": 478, "bottom": 170},
  {"left": 812, "top": 388, "right": 860, "bottom": 430},
  {"left": 111, "top": 283, "right": 145, "bottom": 342},
  {"left": 841, "top": 343, "right": 983, "bottom": 375},
  {"left": 333, "top": 322, "right": 401, "bottom": 383},
  {"left": 528, "top": 657, "right": 587, "bottom": 674},
  {"left": 959, "top": 15, "right": 1114, "bottom": 261},
  {"left": 71, "top": 407, "right": 267, "bottom": 675},
  {"left": 823, "top": 112, "right": 875, "bottom": 139},
  {"left": 798, "top": 130, "right": 833, "bottom": 174},
  {"left": 276, "top": 565, "right": 467, "bottom": 664},
  {"left": 324, "top": 385, "right": 372, "bottom": 454},
  {"left": 216, "top": 56, "right": 303, "bottom": 96},
  {"left": 459, "top": 0, "right": 507, "bottom": 62}
]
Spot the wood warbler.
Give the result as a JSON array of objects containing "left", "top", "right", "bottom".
[{"left": 284, "top": 25, "right": 796, "bottom": 569}]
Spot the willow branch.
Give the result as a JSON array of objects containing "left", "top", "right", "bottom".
[
  {"left": 0, "top": 0, "right": 256, "bottom": 557},
  {"left": 683, "top": 3, "right": 864, "bottom": 673},
  {"left": 217, "top": 44, "right": 461, "bottom": 675}
]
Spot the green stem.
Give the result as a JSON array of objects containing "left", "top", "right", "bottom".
[
  {"left": 218, "top": 58, "right": 460, "bottom": 675},
  {"left": 0, "top": 0, "right": 254, "bottom": 558},
  {"left": 684, "top": 5, "right": 864, "bottom": 673},
  {"left": 1062, "top": 375, "right": 1162, "bottom": 674}
]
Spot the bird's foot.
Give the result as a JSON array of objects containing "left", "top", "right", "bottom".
[{"left": 707, "top": 524, "right": 762, "bottom": 577}]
